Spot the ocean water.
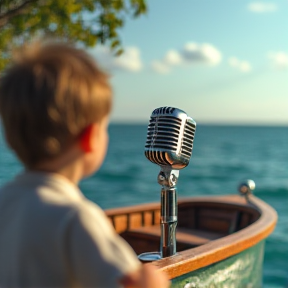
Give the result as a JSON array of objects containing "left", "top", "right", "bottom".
[{"left": 0, "top": 124, "right": 287, "bottom": 287}]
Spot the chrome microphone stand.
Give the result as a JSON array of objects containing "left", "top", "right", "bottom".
[
  {"left": 158, "top": 167, "right": 179, "bottom": 258},
  {"left": 138, "top": 167, "right": 179, "bottom": 261}
]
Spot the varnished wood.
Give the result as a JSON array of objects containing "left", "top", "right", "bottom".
[
  {"left": 105, "top": 194, "right": 277, "bottom": 280},
  {"left": 149, "top": 195, "right": 277, "bottom": 279},
  {"left": 106, "top": 203, "right": 161, "bottom": 233}
]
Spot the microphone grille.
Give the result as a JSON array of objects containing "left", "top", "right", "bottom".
[
  {"left": 144, "top": 107, "right": 196, "bottom": 169},
  {"left": 181, "top": 119, "right": 196, "bottom": 158}
]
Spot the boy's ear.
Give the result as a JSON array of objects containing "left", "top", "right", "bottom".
[{"left": 79, "top": 123, "right": 99, "bottom": 153}]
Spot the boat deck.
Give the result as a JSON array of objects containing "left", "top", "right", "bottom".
[{"left": 121, "top": 225, "right": 225, "bottom": 254}]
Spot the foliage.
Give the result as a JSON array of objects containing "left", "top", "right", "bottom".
[{"left": 0, "top": 0, "right": 147, "bottom": 71}]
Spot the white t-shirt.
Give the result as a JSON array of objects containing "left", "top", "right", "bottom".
[{"left": 0, "top": 171, "right": 140, "bottom": 287}]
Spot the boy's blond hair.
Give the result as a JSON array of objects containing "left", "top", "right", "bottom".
[{"left": 0, "top": 41, "right": 112, "bottom": 168}]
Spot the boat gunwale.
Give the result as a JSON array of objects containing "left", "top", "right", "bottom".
[
  {"left": 149, "top": 195, "right": 277, "bottom": 279},
  {"left": 105, "top": 194, "right": 277, "bottom": 279}
]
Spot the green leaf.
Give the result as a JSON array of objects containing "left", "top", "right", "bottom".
[{"left": 0, "top": 0, "right": 148, "bottom": 71}]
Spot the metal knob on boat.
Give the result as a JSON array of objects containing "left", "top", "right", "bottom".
[
  {"left": 238, "top": 180, "right": 256, "bottom": 203},
  {"left": 238, "top": 179, "right": 255, "bottom": 196}
]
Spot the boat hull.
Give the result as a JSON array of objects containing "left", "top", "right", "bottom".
[{"left": 171, "top": 240, "right": 265, "bottom": 288}]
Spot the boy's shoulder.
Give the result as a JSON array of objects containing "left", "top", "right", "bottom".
[
  {"left": 0, "top": 170, "right": 113, "bottom": 238},
  {"left": 0, "top": 171, "right": 101, "bottom": 221},
  {"left": 0, "top": 171, "right": 82, "bottom": 201}
]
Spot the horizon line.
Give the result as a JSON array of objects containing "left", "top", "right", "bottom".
[{"left": 109, "top": 120, "right": 288, "bottom": 127}]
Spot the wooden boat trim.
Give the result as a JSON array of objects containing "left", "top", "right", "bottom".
[
  {"left": 106, "top": 194, "right": 277, "bottom": 279},
  {"left": 148, "top": 195, "right": 277, "bottom": 279}
]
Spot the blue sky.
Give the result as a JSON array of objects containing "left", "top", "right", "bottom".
[{"left": 89, "top": 0, "right": 288, "bottom": 125}]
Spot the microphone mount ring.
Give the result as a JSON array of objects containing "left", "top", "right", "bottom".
[{"left": 158, "top": 168, "right": 179, "bottom": 187}]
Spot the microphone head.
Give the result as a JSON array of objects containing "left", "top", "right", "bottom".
[{"left": 144, "top": 106, "right": 196, "bottom": 169}]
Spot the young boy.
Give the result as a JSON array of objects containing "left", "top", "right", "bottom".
[{"left": 0, "top": 42, "right": 169, "bottom": 288}]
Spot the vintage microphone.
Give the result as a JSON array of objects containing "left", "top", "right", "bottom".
[{"left": 138, "top": 106, "right": 196, "bottom": 261}]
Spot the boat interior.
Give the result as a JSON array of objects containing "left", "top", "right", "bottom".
[{"left": 105, "top": 195, "right": 261, "bottom": 255}]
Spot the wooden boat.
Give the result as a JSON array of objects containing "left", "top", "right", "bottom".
[{"left": 105, "top": 190, "right": 277, "bottom": 287}]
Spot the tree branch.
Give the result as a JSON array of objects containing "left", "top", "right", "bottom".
[{"left": 0, "top": 0, "right": 39, "bottom": 28}]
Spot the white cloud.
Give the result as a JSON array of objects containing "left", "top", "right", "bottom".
[
  {"left": 182, "top": 43, "right": 222, "bottom": 65},
  {"left": 248, "top": 2, "right": 278, "bottom": 13},
  {"left": 114, "top": 47, "right": 142, "bottom": 72},
  {"left": 228, "top": 57, "right": 252, "bottom": 73},
  {"left": 89, "top": 46, "right": 143, "bottom": 72},
  {"left": 164, "top": 50, "right": 182, "bottom": 66},
  {"left": 151, "top": 42, "right": 222, "bottom": 74},
  {"left": 151, "top": 60, "right": 170, "bottom": 74},
  {"left": 268, "top": 52, "right": 288, "bottom": 69}
]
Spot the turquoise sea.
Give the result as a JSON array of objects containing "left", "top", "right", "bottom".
[{"left": 0, "top": 124, "right": 287, "bottom": 287}]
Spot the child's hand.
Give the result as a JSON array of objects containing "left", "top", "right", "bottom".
[{"left": 120, "top": 264, "right": 170, "bottom": 288}]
